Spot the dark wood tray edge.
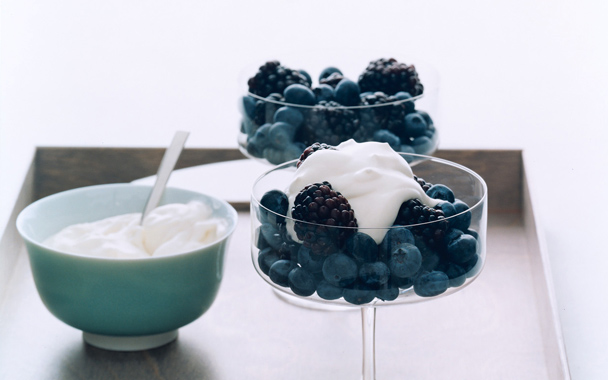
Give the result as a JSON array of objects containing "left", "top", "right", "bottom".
[{"left": 31, "top": 147, "right": 523, "bottom": 214}]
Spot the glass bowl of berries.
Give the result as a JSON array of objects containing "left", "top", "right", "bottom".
[
  {"left": 238, "top": 57, "right": 440, "bottom": 165},
  {"left": 250, "top": 140, "right": 487, "bottom": 379}
]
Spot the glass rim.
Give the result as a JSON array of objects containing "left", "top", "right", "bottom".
[
  {"left": 251, "top": 152, "right": 488, "bottom": 230},
  {"left": 244, "top": 90, "right": 431, "bottom": 110}
]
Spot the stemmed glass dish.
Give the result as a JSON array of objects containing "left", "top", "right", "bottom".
[
  {"left": 238, "top": 57, "right": 440, "bottom": 166},
  {"left": 250, "top": 153, "right": 487, "bottom": 379}
]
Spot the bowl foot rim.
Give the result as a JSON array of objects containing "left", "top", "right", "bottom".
[
  {"left": 83, "top": 329, "right": 178, "bottom": 351},
  {"left": 271, "top": 288, "right": 357, "bottom": 312}
]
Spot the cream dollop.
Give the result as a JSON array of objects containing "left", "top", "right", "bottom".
[
  {"left": 287, "top": 140, "right": 439, "bottom": 243},
  {"left": 44, "top": 201, "right": 226, "bottom": 258}
]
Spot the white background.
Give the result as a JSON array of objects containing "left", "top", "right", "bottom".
[{"left": 1, "top": 1, "right": 608, "bottom": 378}]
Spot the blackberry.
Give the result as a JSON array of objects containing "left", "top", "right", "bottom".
[
  {"left": 360, "top": 91, "right": 391, "bottom": 107},
  {"left": 292, "top": 182, "right": 357, "bottom": 255},
  {"left": 248, "top": 61, "right": 311, "bottom": 98},
  {"left": 358, "top": 58, "right": 423, "bottom": 96},
  {"left": 319, "top": 72, "right": 345, "bottom": 88},
  {"left": 384, "top": 94, "right": 416, "bottom": 141},
  {"left": 393, "top": 198, "right": 447, "bottom": 248},
  {"left": 253, "top": 93, "right": 284, "bottom": 126},
  {"left": 297, "top": 101, "right": 360, "bottom": 146},
  {"left": 413, "top": 175, "right": 433, "bottom": 192},
  {"left": 357, "top": 92, "right": 416, "bottom": 142},
  {"left": 296, "top": 142, "right": 336, "bottom": 168},
  {"left": 356, "top": 92, "right": 392, "bottom": 141}
]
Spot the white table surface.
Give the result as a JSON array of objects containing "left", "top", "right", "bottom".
[{"left": 1, "top": 1, "right": 607, "bottom": 378}]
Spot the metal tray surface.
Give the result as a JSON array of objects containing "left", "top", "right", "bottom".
[{"left": 0, "top": 148, "right": 570, "bottom": 379}]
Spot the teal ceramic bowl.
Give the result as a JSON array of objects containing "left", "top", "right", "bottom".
[{"left": 16, "top": 184, "right": 238, "bottom": 351}]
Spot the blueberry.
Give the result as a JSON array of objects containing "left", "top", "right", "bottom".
[
  {"left": 444, "top": 228, "right": 464, "bottom": 243},
  {"left": 466, "top": 228, "right": 479, "bottom": 240},
  {"left": 380, "top": 227, "right": 415, "bottom": 261},
  {"left": 400, "top": 144, "right": 416, "bottom": 154},
  {"left": 447, "top": 234, "right": 477, "bottom": 264},
  {"left": 390, "top": 275, "right": 414, "bottom": 290},
  {"left": 284, "top": 84, "right": 316, "bottom": 106},
  {"left": 373, "top": 130, "right": 401, "bottom": 151},
  {"left": 376, "top": 286, "right": 399, "bottom": 301},
  {"left": 257, "top": 247, "right": 280, "bottom": 276},
  {"left": 273, "top": 106, "right": 304, "bottom": 128},
  {"left": 298, "top": 69, "right": 312, "bottom": 85},
  {"left": 413, "top": 271, "right": 449, "bottom": 297},
  {"left": 242, "top": 117, "right": 255, "bottom": 136},
  {"left": 316, "top": 280, "right": 343, "bottom": 300},
  {"left": 241, "top": 95, "right": 257, "bottom": 119},
  {"left": 417, "top": 109, "right": 433, "bottom": 125},
  {"left": 283, "top": 143, "right": 305, "bottom": 162},
  {"left": 411, "top": 136, "right": 434, "bottom": 154},
  {"left": 358, "top": 262, "right": 390, "bottom": 289},
  {"left": 345, "top": 232, "right": 378, "bottom": 263},
  {"left": 436, "top": 201, "right": 460, "bottom": 229},
  {"left": 246, "top": 123, "right": 272, "bottom": 158},
  {"left": 427, "top": 184, "right": 455, "bottom": 203},
  {"left": 404, "top": 113, "right": 428, "bottom": 138},
  {"left": 343, "top": 287, "right": 375, "bottom": 305},
  {"left": 313, "top": 84, "right": 335, "bottom": 103},
  {"left": 319, "top": 66, "right": 342, "bottom": 81},
  {"left": 394, "top": 91, "right": 412, "bottom": 100},
  {"left": 394, "top": 91, "right": 415, "bottom": 113},
  {"left": 452, "top": 199, "right": 472, "bottom": 230},
  {"left": 435, "top": 201, "right": 456, "bottom": 219},
  {"left": 420, "top": 252, "right": 441, "bottom": 273},
  {"left": 260, "top": 190, "right": 288, "bottom": 224},
  {"left": 463, "top": 254, "right": 482, "bottom": 278},
  {"left": 288, "top": 267, "right": 317, "bottom": 296},
  {"left": 444, "top": 262, "right": 467, "bottom": 288},
  {"left": 269, "top": 260, "right": 296, "bottom": 287},
  {"left": 334, "top": 79, "right": 361, "bottom": 106},
  {"left": 297, "top": 246, "right": 326, "bottom": 274},
  {"left": 259, "top": 223, "right": 284, "bottom": 250},
  {"left": 255, "top": 226, "right": 270, "bottom": 250},
  {"left": 277, "top": 241, "right": 299, "bottom": 261},
  {"left": 414, "top": 235, "right": 442, "bottom": 272},
  {"left": 255, "top": 95, "right": 283, "bottom": 124},
  {"left": 389, "top": 243, "right": 422, "bottom": 278},
  {"left": 263, "top": 147, "right": 286, "bottom": 165},
  {"left": 268, "top": 121, "right": 296, "bottom": 148},
  {"left": 400, "top": 145, "right": 417, "bottom": 163},
  {"left": 322, "top": 253, "right": 358, "bottom": 287}
]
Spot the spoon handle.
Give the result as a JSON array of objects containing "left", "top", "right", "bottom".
[{"left": 140, "top": 131, "right": 190, "bottom": 224}]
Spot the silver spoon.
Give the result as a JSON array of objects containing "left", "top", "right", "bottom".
[{"left": 140, "top": 131, "right": 190, "bottom": 225}]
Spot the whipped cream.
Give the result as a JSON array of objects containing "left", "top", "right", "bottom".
[
  {"left": 44, "top": 201, "right": 227, "bottom": 258},
  {"left": 287, "top": 140, "right": 440, "bottom": 243}
]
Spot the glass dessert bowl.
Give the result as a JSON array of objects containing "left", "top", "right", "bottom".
[
  {"left": 238, "top": 56, "right": 440, "bottom": 165},
  {"left": 250, "top": 141, "right": 487, "bottom": 379}
]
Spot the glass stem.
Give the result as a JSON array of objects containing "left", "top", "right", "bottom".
[{"left": 361, "top": 306, "right": 376, "bottom": 380}]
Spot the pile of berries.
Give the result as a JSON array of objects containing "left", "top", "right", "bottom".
[
  {"left": 240, "top": 58, "right": 437, "bottom": 165},
  {"left": 255, "top": 158, "right": 480, "bottom": 305}
]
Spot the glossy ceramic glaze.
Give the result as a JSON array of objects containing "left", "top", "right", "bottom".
[{"left": 16, "top": 184, "right": 238, "bottom": 349}]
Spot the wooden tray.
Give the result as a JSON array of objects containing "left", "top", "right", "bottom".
[{"left": 0, "top": 148, "right": 570, "bottom": 379}]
